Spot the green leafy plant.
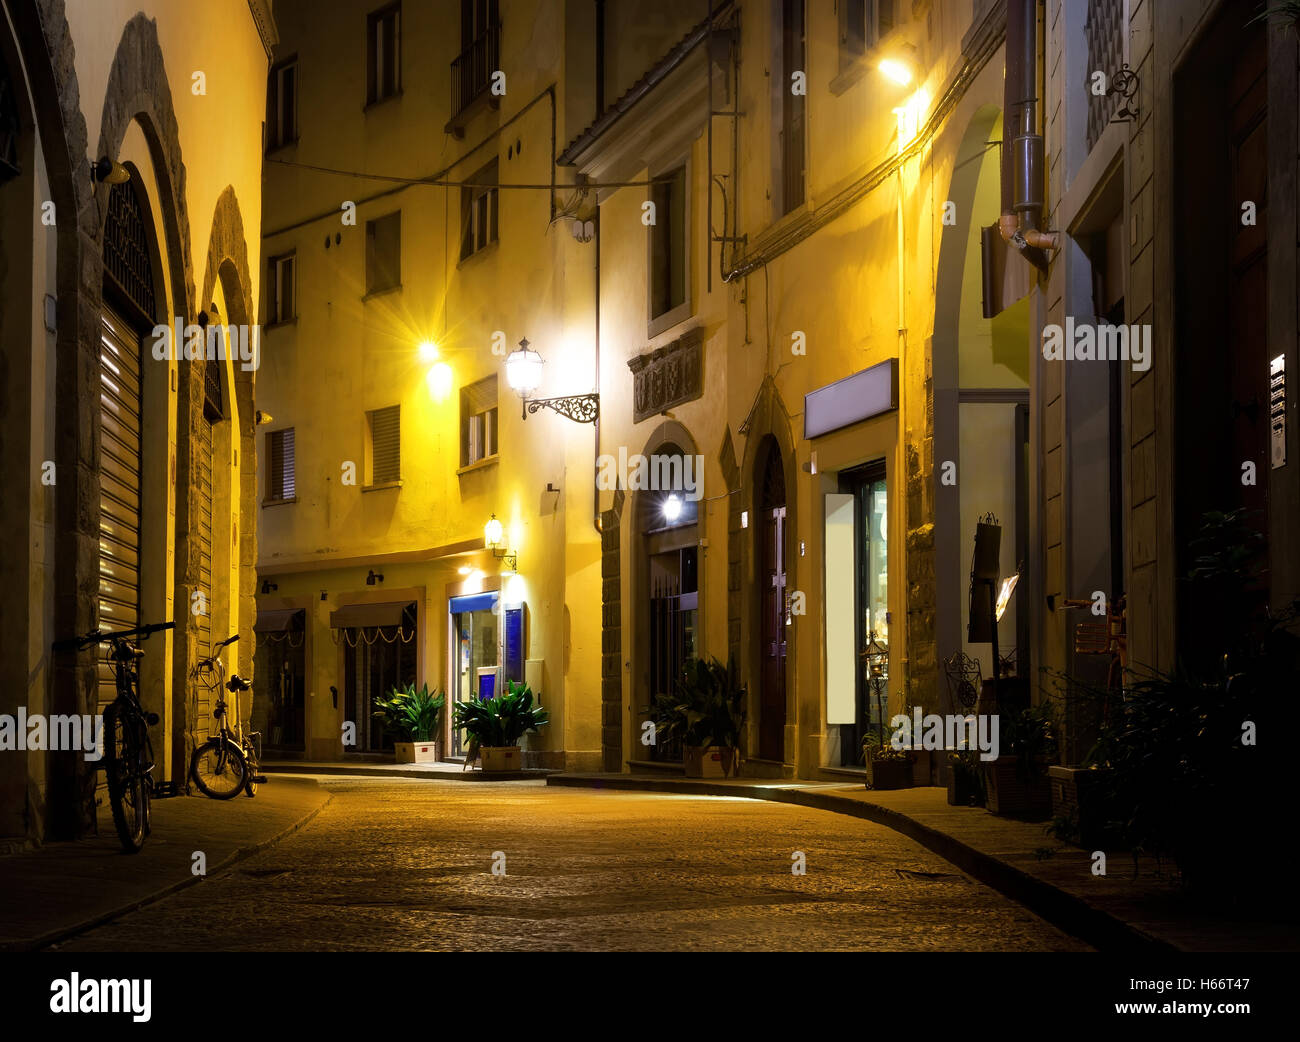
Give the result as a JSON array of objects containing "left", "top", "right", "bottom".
[
  {"left": 949, "top": 749, "right": 987, "bottom": 804},
  {"left": 1002, "top": 702, "right": 1058, "bottom": 782},
  {"left": 646, "top": 656, "right": 747, "bottom": 751},
  {"left": 372, "top": 682, "right": 445, "bottom": 742},
  {"left": 861, "top": 730, "right": 914, "bottom": 764},
  {"left": 452, "top": 680, "right": 550, "bottom": 751}
]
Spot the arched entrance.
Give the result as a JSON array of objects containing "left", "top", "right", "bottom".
[{"left": 755, "top": 436, "right": 787, "bottom": 762}]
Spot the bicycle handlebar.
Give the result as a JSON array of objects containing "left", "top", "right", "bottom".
[
  {"left": 53, "top": 620, "right": 174, "bottom": 652},
  {"left": 215, "top": 634, "right": 240, "bottom": 649}
]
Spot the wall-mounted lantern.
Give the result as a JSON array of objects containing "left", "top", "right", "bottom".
[{"left": 504, "top": 338, "right": 599, "bottom": 423}]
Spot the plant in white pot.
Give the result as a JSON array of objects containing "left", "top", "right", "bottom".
[
  {"left": 373, "top": 682, "right": 446, "bottom": 763},
  {"left": 648, "top": 656, "right": 747, "bottom": 778},
  {"left": 452, "top": 680, "right": 549, "bottom": 772}
]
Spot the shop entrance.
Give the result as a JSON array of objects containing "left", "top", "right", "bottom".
[
  {"left": 450, "top": 592, "right": 499, "bottom": 758},
  {"left": 757, "top": 438, "right": 787, "bottom": 762}
]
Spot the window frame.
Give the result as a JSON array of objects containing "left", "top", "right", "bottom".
[
  {"left": 364, "top": 210, "right": 402, "bottom": 296},
  {"left": 267, "top": 251, "right": 296, "bottom": 326},
  {"left": 459, "top": 159, "right": 499, "bottom": 261},
  {"left": 364, "top": 404, "right": 402, "bottom": 490},
  {"left": 264, "top": 427, "right": 297, "bottom": 505},
  {"left": 646, "top": 159, "right": 691, "bottom": 339},
  {"left": 366, "top": 2, "right": 403, "bottom": 107},
  {"left": 266, "top": 57, "right": 299, "bottom": 152},
  {"left": 459, "top": 375, "right": 499, "bottom": 470}
]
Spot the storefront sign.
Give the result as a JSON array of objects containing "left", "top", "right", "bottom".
[{"left": 804, "top": 358, "right": 898, "bottom": 440}]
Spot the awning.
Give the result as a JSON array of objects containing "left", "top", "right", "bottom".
[
  {"left": 449, "top": 592, "right": 498, "bottom": 614},
  {"left": 253, "top": 608, "right": 305, "bottom": 634},
  {"left": 329, "top": 601, "right": 415, "bottom": 629}
]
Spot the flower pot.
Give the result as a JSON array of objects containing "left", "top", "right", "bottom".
[
  {"left": 480, "top": 745, "right": 521, "bottom": 772},
  {"left": 985, "top": 755, "right": 1051, "bottom": 817},
  {"left": 394, "top": 740, "right": 439, "bottom": 764},
  {"left": 684, "top": 745, "right": 739, "bottom": 778},
  {"left": 947, "top": 765, "right": 986, "bottom": 806},
  {"left": 865, "top": 756, "right": 914, "bottom": 790}
]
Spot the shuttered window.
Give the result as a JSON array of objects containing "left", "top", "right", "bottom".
[
  {"left": 460, "top": 375, "right": 498, "bottom": 466},
  {"left": 366, "top": 211, "right": 401, "bottom": 294},
  {"left": 267, "top": 428, "right": 296, "bottom": 501},
  {"left": 368, "top": 405, "right": 401, "bottom": 485}
]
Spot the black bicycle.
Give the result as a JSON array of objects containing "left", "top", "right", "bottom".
[
  {"left": 189, "top": 634, "right": 264, "bottom": 799},
  {"left": 52, "top": 620, "right": 174, "bottom": 853}
]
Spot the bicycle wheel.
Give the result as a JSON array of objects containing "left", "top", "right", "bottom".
[
  {"left": 103, "top": 703, "right": 147, "bottom": 853},
  {"left": 190, "top": 739, "right": 248, "bottom": 800}
]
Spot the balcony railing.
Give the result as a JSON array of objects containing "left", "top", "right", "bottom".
[{"left": 450, "top": 21, "right": 501, "bottom": 124}]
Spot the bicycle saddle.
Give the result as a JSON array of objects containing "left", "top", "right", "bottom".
[{"left": 227, "top": 674, "right": 252, "bottom": 692}]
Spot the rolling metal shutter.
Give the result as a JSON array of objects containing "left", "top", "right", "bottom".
[
  {"left": 195, "top": 410, "right": 214, "bottom": 725},
  {"left": 97, "top": 309, "right": 143, "bottom": 708}
]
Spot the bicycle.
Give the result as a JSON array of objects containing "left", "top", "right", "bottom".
[
  {"left": 51, "top": 620, "right": 174, "bottom": 853},
  {"left": 189, "top": 634, "right": 265, "bottom": 799}
]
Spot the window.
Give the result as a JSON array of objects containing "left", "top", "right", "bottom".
[
  {"left": 203, "top": 326, "right": 224, "bottom": 421},
  {"left": 839, "top": 0, "right": 895, "bottom": 68},
  {"left": 267, "top": 252, "right": 295, "bottom": 324},
  {"left": 649, "top": 165, "right": 687, "bottom": 327},
  {"left": 266, "top": 428, "right": 296, "bottom": 502},
  {"left": 266, "top": 59, "right": 298, "bottom": 150},
  {"left": 460, "top": 159, "right": 498, "bottom": 260},
  {"left": 452, "top": 0, "right": 501, "bottom": 116},
  {"left": 779, "top": 0, "right": 806, "bottom": 216},
  {"left": 365, "top": 211, "right": 401, "bottom": 294},
  {"left": 367, "top": 3, "right": 401, "bottom": 105},
  {"left": 460, "top": 376, "right": 498, "bottom": 467},
  {"left": 367, "top": 405, "right": 401, "bottom": 486}
]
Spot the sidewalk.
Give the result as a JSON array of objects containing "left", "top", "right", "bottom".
[
  {"left": 0, "top": 776, "right": 330, "bottom": 951},
  {"left": 548, "top": 773, "right": 1299, "bottom": 953},
  {"left": 263, "top": 760, "right": 556, "bottom": 781}
]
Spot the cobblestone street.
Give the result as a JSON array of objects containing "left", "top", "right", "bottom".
[{"left": 56, "top": 779, "right": 1089, "bottom": 951}]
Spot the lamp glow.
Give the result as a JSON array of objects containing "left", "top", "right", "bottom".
[
  {"left": 995, "top": 572, "right": 1020, "bottom": 623},
  {"left": 417, "top": 340, "right": 439, "bottom": 362},
  {"left": 662, "top": 493, "right": 683, "bottom": 523},
  {"left": 484, "top": 514, "right": 504, "bottom": 549},
  {"left": 505, "top": 339, "right": 544, "bottom": 396},
  {"left": 879, "top": 58, "right": 913, "bottom": 86},
  {"left": 426, "top": 361, "right": 453, "bottom": 400}
]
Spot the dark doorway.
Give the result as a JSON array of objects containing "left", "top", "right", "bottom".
[
  {"left": 757, "top": 438, "right": 787, "bottom": 762},
  {"left": 1174, "top": 1, "right": 1269, "bottom": 662},
  {"left": 341, "top": 603, "right": 417, "bottom": 752}
]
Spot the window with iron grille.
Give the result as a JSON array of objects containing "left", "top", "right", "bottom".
[
  {"left": 451, "top": 0, "right": 500, "bottom": 117},
  {"left": 104, "top": 182, "right": 157, "bottom": 320},
  {"left": 267, "top": 252, "right": 295, "bottom": 324},
  {"left": 367, "top": 405, "right": 401, "bottom": 485},
  {"left": 266, "top": 58, "right": 298, "bottom": 151},
  {"left": 203, "top": 327, "right": 224, "bottom": 421},
  {"left": 267, "top": 428, "right": 296, "bottom": 501},
  {"left": 460, "top": 376, "right": 498, "bottom": 467},
  {"left": 366, "top": 211, "right": 401, "bottom": 294},
  {"left": 367, "top": 3, "right": 401, "bottom": 105},
  {"left": 460, "top": 160, "right": 498, "bottom": 260}
]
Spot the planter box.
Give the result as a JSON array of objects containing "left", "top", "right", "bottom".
[
  {"left": 684, "top": 746, "right": 739, "bottom": 778},
  {"left": 985, "top": 755, "right": 1051, "bottom": 817},
  {"left": 947, "top": 764, "right": 986, "bottom": 806},
  {"left": 1049, "top": 765, "right": 1118, "bottom": 847},
  {"left": 865, "top": 756, "right": 914, "bottom": 790},
  {"left": 394, "top": 740, "right": 439, "bottom": 764},
  {"left": 480, "top": 746, "right": 521, "bottom": 772}
]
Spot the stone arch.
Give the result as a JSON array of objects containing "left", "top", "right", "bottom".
[{"left": 736, "top": 377, "right": 798, "bottom": 771}]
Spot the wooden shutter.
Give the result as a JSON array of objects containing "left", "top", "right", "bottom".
[
  {"left": 269, "top": 428, "right": 295, "bottom": 500},
  {"left": 370, "top": 406, "right": 400, "bottom": 484}
]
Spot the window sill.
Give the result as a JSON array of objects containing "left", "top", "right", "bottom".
[
  {"left": 457, "top": 239, "right": 500, "bottom": 269},
  {"left": 457, "top": 455, "right": 499, "bottom": 477},
  {"left": 647, "top": 300, "right": 692, "bottom": 341},
  {"left": 262, "top": 496, "right": 297, "bottom": 508},
  {"left": 265, "top": 139, "right": 299, "bottom": 158},
  {"left": 829, "top": 57, "right": 870, "bottom": 96},
  {"left": 264, "top": 317, "right": 297, "bottom": 331},
  {"left": 361, "top": 480, "right": 402, "bottom": 493},
  {"left": 363, "top": 90, "right": 403, "bottom": 113},
  {"left": 362, "top": 284, "right": 402, "bottom": 302}
]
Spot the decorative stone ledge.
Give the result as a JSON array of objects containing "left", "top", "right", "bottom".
[{"left": 628, "top": 327, "right": 702, "bottom": 423}]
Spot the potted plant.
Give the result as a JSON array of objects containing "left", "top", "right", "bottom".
[
  {"left": 373, "top": 683, "right": 445, "bottom": 763},
  {"left": 985, "top": 702, "right": 1056, "bottom": 817},
  {"left": 648, "top": 657, "right": 746, "bottom": 778},
  {"left": 452, "top": 680, "right": 549, "bottom": 772},
  {"left": 861, "top": 731, "right": 915, "bottom": 790},
  {"left": 947, "top": 749, "right": 987, "bottom": 806}
]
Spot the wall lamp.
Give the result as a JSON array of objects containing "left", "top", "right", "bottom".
[
  {"left": 91, "top": 156, "right": 130, "bottom": 185},
  {"left": 483, "top": 513, "right": 519, "bottom": 572},
  {"left": 504, "top": 338, "right": 599, "bottom": 424},
  {"left": 366, "top": 569, "right": 384, "bottom": 586},
  {"left": 878, "top": 44, "right": 918, "bottom": 87}
]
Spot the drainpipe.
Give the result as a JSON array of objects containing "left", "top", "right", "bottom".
[{"left": 1000, "top": 0, "right": 1057, "bottom": 261}]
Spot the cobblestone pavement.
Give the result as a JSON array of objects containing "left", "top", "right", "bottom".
[{"left": 57, "top": 779, "right": 1090, "bottom": 951}]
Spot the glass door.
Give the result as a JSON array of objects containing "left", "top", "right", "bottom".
[{"left": 450, "top": 593, "right": 499, "bottom": 757}]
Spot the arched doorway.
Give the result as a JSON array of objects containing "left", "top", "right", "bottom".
[{"left": 755, "top": 436, "right": 787, "bottom": 762}]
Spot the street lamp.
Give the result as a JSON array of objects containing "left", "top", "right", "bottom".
[
  {"left": 483, "top": 513, "right": 517, "bottom": 572},
  {"left": 504, "top": 338, "right": 599, "bottom": 424}
]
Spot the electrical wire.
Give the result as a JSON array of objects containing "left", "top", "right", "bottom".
[{"left": 267, "top": 156, "right": 673, "bottom": 191}]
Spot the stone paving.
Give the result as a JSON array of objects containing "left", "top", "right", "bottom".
[{"left": 55, "top": 777, "right": 1089, "bottom": 952}]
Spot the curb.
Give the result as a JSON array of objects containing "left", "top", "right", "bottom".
[
  {"left": 8, "top": 785, "right": 334, "bottom": 953},
  {"left": 547, "top": 774, "right": 1175, "bottom": 953},
  {"left": 264, "top": 763, "right": 554, "bottom": 782}
]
